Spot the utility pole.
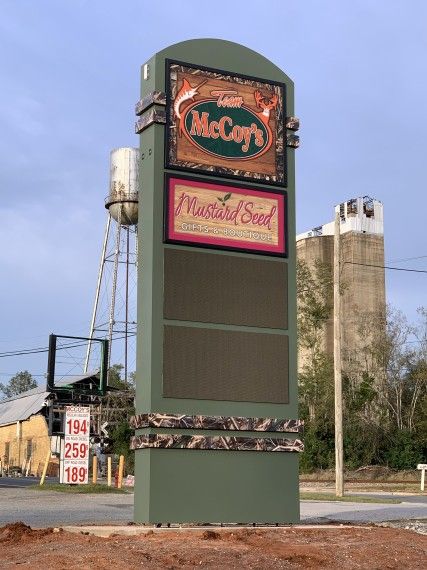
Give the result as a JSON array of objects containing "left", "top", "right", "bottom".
[{"left": 334, "top": 209, "right": 344, "bottom": 497}]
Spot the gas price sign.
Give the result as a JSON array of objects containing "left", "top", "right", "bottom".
[{"left": 62, "top": 406, "right": 90, "bottom": 484}]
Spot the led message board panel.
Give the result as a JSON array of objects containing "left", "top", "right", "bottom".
[
  {"left": 163, "top": 325, "right": 289, "bottom": 403},
  {"left": 164, "top": 248, "right": 288, "bottom": 329}
]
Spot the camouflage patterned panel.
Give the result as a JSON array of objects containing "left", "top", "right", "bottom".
[
  {"left": 286, "top": 133, "right": 300, "bottom": 148},
  {"left": 135, "top": 108, "right": 166, "bottom": 134},
  {"left": 285, "top": 116, "right": 300, "bottom": 131},
  {"left": 130, "top": 413, "right": 303, "bottom": 433},
  {"left": 135, "top": 91, "right": 166, "bottom": 115},
  {"left": 130, "top": 434, "right": 304, "bottom": 452}
]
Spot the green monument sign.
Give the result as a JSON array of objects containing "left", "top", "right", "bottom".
[{"left": 132, "top": 39, "right": 301, "bottom": 524}]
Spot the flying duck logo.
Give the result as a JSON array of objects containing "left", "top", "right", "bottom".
[{"left": 173, "top": 78, "right": 277, "bottom": 161}]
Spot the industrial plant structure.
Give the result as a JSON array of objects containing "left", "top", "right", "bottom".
[{"left": 296, "top": 196, "right": 386, "bottom": 380}]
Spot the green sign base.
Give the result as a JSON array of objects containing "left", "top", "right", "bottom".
[{"left": 134, "top": 449, "right": 299, "bottom": 524}]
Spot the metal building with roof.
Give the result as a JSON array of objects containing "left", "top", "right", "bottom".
[{"left": 0, "top": 373, "right": 100, "bottom": 477}]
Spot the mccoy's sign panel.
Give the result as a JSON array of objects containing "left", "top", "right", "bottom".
[
  {"left": 165, "top": 175, "right": 286, "bottom": 256},
  {"left": 165, "top": 60, "right": 286, "bottom": 186}
]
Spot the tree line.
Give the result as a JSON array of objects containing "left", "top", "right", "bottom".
[{"left": 298, "top": 258, "right": 426, "bottom": 471}]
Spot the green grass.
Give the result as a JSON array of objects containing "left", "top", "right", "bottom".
[
  {"left": 29, "top": 483, "right": 129, "bottom": 494},
  {"left": 300, "top": 492, "right": 401, "bottom": 504}
]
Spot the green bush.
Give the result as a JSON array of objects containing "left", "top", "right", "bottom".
[
  {"left": 381, "top": 430, "right": 425, "bottom": 470},
  {"left": 110, "top": 420, "right": 134, "bottom": 475},
  {"left": 343, "top": 419, "right": 384, "bottom": 470},
  {"left": 300, "top": 423, "right": 335, "bottom": 472}
]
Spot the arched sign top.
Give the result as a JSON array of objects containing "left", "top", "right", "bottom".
[{"left": 155, "top": 38, "right": 294, "bottom": 87}]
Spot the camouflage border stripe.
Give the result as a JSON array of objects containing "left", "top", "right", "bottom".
[
  {"left": 130, "top": 433, "right": 304, "bottom": 452},
  {"left": 130, "top": 413, "right": 303, "bottom": 433}
]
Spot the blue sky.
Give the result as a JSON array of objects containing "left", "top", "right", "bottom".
[{"left": 1, "top": 0, "right": 426, "bottom": 380}]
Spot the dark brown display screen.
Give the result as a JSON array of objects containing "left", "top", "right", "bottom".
[
  {"left": 163, "top": 325, "right": 289, "bottom": 403},
  {"left": 164, "top": 249, "right": 287, "bottom": 329}
]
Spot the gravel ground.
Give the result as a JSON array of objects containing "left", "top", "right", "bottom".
[{"left": 377, "top": 519, "right": 427, "bottom": 535}]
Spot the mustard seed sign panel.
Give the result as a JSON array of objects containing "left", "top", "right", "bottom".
[
  {"left": 164, "top": 175, "right": 287, "bottom": 256},
  {"left": 165, "top": 60, "right": 286, "bottom": 186}
]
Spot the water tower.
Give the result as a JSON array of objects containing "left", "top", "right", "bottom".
[{"left": 84, "top": 147, "right": 139, "bottom": 381}]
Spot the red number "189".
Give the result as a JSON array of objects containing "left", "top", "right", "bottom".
[{"left": 64, "top": 466, "right": 87, "bottom": 483}]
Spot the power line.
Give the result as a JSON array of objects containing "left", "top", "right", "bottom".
[
  {"left": 0, "top": 338, "right": 96, "bottom": 357},
  {"left": 0, "top": 373, "right": 46, "bottom": 377},
  {"left": 0, "top": 333, "right": 136, "bottom": 359},
  {"left": 0, "top": 332, "right": 109, "bottom": 356},
  {"left": 344, "top": 261, "right": 427, "bottom": 274},
  {"left": 388, "top": 254, "right": 427, "bottom": 264}
]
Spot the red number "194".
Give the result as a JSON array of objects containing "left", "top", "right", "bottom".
[{"left": 66, "top": 419, "right": 88, "bottom": 435}]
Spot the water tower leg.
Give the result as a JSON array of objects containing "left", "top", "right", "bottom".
[
  {"left": 107, "top": 207, "right": 122, "bottom": 372},
  {"left": 124, "top": 227, "right": 130, "bottom": 383},
  {"left": 134, "top": 225, "right": 138, "bottom": 270},
  {"left": 84, "top": 214, "right": 112, "bottom": 372}
]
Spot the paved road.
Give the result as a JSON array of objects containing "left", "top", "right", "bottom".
[
  {"left": 0, "top": 486, "right": 425, "bottom": 527},
  {"left": 0, "top": 476, "right": 58, "bottom": 488},
  {"left": 0, "top": 487, "right": 133, "bottom": 527},
  {"left": 355, "top": 492, "right": 427, "bottom": 505},
  {"left": 301, "top": 498, "right": 426, "bottom": 524}
]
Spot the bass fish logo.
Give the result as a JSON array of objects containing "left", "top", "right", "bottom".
[{"left": 173, "top": 77, "right": 277, "bottom": 161}]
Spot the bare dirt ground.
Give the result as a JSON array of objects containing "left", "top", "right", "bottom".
[{"left": 1, "top": 522, "right": 426, "bottom": 569}]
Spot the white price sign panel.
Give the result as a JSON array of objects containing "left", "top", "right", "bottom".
[{"left": 62, "top": 406, "right": 90, "bottom": 484}]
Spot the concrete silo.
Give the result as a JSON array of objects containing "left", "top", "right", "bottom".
[{"left": 296, "top": 196, "right": 386, "bottom": 385}]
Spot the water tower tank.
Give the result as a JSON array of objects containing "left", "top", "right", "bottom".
[{"left": 105, "top": 147, "right": 139, "bottom": 225}]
